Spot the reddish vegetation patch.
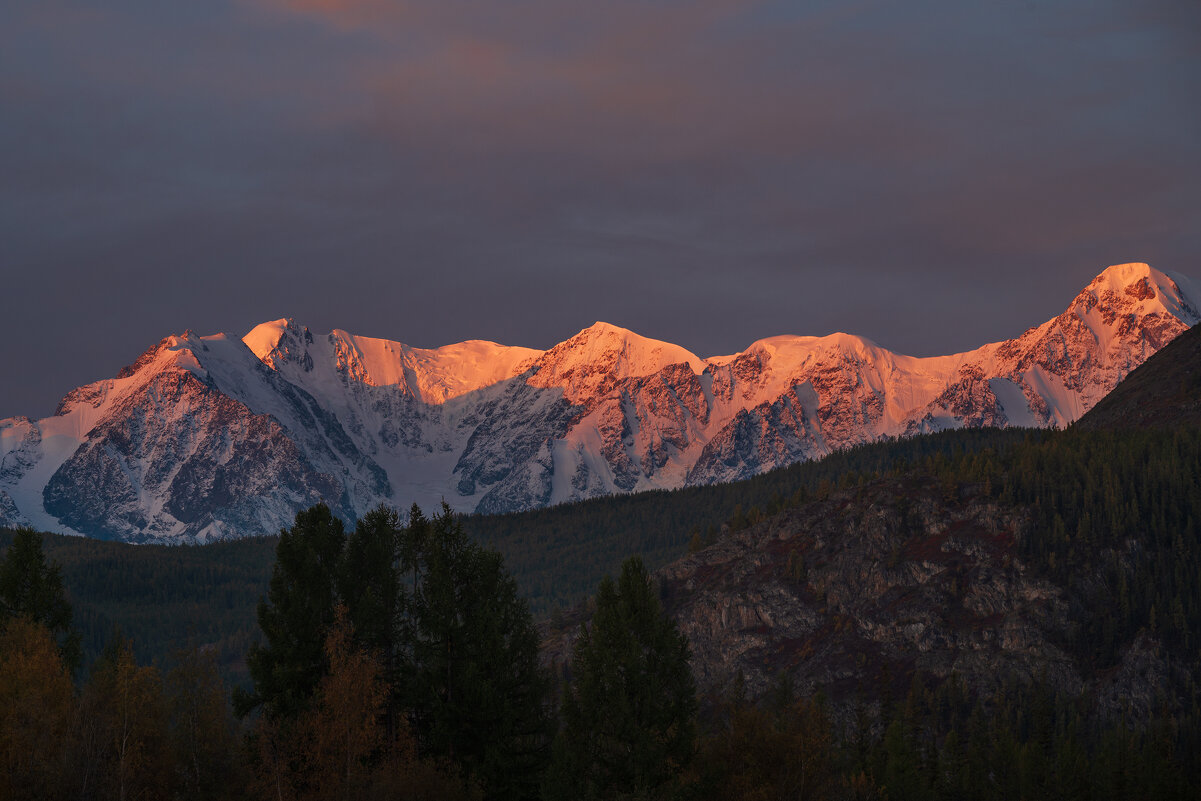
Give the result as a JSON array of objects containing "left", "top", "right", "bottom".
[
  {"left": 902, "top": 527, "right": 954, "bottom": 563},
  {"left": 982, "top": 525, "right": 1016, "bottom": 549},
  {"left": 689, "top": 560, "right": 731, "bottom": 589},
  {"left": 966, "top": 611, "right": 1006, "bottom": 633}
]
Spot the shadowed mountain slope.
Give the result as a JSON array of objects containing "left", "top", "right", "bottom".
[{"left": 1075, "top": 322, "right": 1201, "bottom": 431}]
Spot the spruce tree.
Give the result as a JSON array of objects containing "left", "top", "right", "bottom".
[
  {"left": 0, "top": 527, "right": 81, "bottom": 671},
  {"left": 240, "top": 504, "right": 346, "bottom": 719},
  {"left": 241, "top": 502, "right": 549, "bottom": 798},
  {"left": 547, "top": 556, "right": 696, "bottom": 801},
  {"left": 409, "top": 503, "right": 550, "bottom": 801},
  {"left": 339, "top": 504, "right": 408, "bottom": 735}
]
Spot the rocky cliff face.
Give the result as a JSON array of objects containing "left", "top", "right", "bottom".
[
  {"left": 654, "top": 480, "right": 1079, "bottom": 705},
  {"left": 42, "top": 366, "right": 350, "bottom": 543},
  {"left": 541, "top": 474, "right": 1183, "bottom": 725},
  {"left": 0, "top": 263, "right": 1197, "bottom": 542}
]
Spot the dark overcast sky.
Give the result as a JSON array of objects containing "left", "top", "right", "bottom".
[{"left": 2, "top": 0, "right": 1199, "bottom": 418}]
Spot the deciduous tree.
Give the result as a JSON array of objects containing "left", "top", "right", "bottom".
[
  {"left": 80, "top": 633, "right": 170, "bottom": 801},
  {"left": 689, "top": 682, "right": 836, "bottom": 801},
  {"left": 167, "top": 643, "right": 243, "bottom": 801},
  {"left": 0, "top": 618, "right": 75, "bottom": 800},
  {"left": 250, "top": 608, "right": 477, "bottom": 801}
]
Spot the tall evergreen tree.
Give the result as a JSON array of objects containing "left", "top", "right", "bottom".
[
  {"left": 242, "top": 502, "right": 549, "bottom": 798},
  {"left": 0, "top": 527, "right": 80, "bottom": 671},
  {"left": 546, "top": 556, "right": 696, "bottom": 801},
  {"left": 338, "top": 504, "right": 408, "bottom": 732},
  {"left": 240, "top": 504, "right": 346, "bottom": 719},
  {"left": 408, "top": 504, "right": 550, "bottom": 801}
]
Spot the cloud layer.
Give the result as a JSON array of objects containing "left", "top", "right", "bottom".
[{"left": 2, "top": 0, "right": 1199, "bottom": 416}]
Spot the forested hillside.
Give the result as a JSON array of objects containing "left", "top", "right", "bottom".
[
  {"left": 6, "top": 415, "right": 1201, "bottom": 800},
  {"left": 2, "top": 426, "right": 1030, "bottom": 678},
  {"left": 627, "top": 425, "right": 1201, "bottom": 698},
  {"left": 4, "top": 324, "right": 1201, "bottom": 797},
  {"left": 9, "top": 418, "right": 1200, "bottom": 701},
  {"left": 465, "top": 427, "right": 1032, "bottom": 614},
  {"left": 0, "top": 529, "right": 277, "bottom": 682}
]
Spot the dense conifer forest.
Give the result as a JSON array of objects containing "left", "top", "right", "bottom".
[
  {"left": 466, "top": 427, "right": 1032, "bottom": 615},
  {"left": 0, "top": 426, "right": 1031, "bottom": 680},
  {"left": 0, "top": 528, "right": 278, "bottom": 682},
  {"left": 3, "top": 326, "right": 1201, "bottom": 796},
  {"left": 2, "top": 420, "right": 1200, "bottom": 799}
]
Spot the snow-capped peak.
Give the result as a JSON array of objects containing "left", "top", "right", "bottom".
[
  {"left": 1080, "top": 263, "right": 1199, "bottom": 322},
  {"left": 4, "top": 261, "right": 1198, "bottom": 543},
  {"left": 722, "top": 332, "right": 886, "bottom": 365},
  {"left": 243, "top": 318, "right": 292, "bottom": 361},
  {"left": 1092, "top": 261, "right": 1155, "bottom": 285},
  {"left": 546, "top": 322, "right": 705, "bottom": 373},
  {"left": 243, "top": 318, "right": 313, "bottom": 371},
  {"left": 526, "top": 321, "right": 706, "bottom": 401},
  {"left": 324, "top": 330, "right": 541, "bottom": 402},
  {"left": 243, "top": 319, "right": 541, "bottom": 403}
]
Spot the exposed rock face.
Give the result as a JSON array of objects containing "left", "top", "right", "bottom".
[
  {"left": 541, "top": 475, "right": 1182, "bottom": 726},
  {"left": 0, "top": 490, "right": 25, "bottom": 528},
  {"left": 453, "top": 378, "right": 581, "bottom": 513},
  {"left": 905, "top": 364, "right": 1006, "bottom": 434},
  {"left": 685, "top": 391, "right": 825, "bottom": 486},
  {"left": 985, "top": 265, "right": 1199, "bottom": 425},
  {"left": 0, "top": 263, "right": 1197, "bottom": 542},
  {"left": 652, "top": 480, "right": 1081, "bottom": 706},
  {"left": 0, "top": 418, "right": 41, "bottom": 488},
  {"left": 43, "top": 367, "right": 349, "bottom": 542}
]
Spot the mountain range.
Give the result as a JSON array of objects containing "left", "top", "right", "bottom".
[{"left": 1, "top": 262, "right": 1197, "bottom": 543}]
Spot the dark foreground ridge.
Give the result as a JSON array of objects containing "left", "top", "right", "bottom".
[{"left": 1075, "top": 321, "right": 1201, "bottom": 430}]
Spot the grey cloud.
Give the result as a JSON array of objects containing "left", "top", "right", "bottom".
[{"left": 0, "top": 0, "right": 1197, "bottom": 417}]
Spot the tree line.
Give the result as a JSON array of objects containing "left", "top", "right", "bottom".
[
  {"left": 3, "top": 418, "right": 1201, "bottom": 798},
  {"left": 0, "top": 527, "right": 277, "bottom": 684},
  {"left": 235, "top": 502, "right": 548, "bottom": 800},
  {"left": 6, "top": 500, "right": 1198, "bottom": 800},
  {"left": 1, "top": 425, "right": 1029, "bottom": 674},
  {"left": 0, "top": 506, "right": 706, "bottom": 800},
  {"left": 0, "top": 528, "right": 241, "bottom": 800}
]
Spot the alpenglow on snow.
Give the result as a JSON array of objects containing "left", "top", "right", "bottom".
[{"left": 1, "top": 263, "right": 1197, "bottom": 543}]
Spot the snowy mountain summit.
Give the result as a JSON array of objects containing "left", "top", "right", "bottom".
[{"left": 2, "top": 263, "right": 1197, "bottom": 543}]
